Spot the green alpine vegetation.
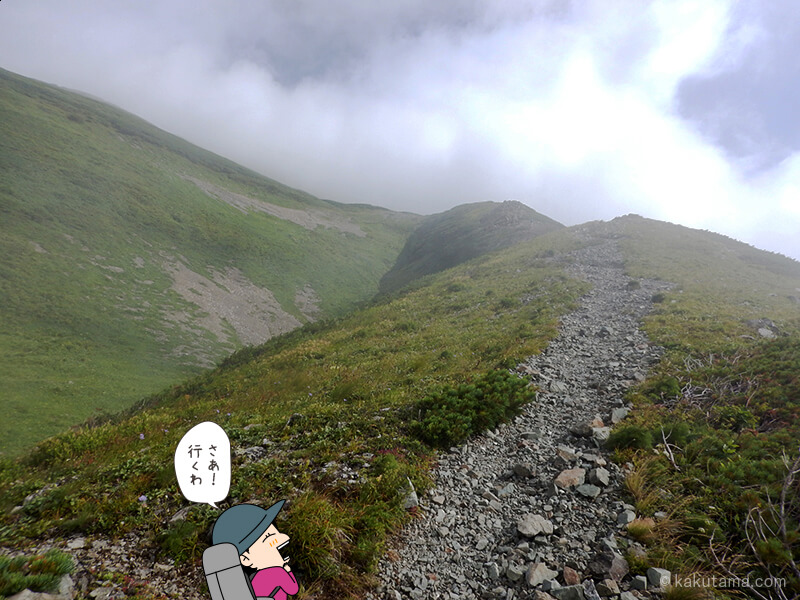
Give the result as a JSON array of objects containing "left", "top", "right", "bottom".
[
  {"left": 379, "top": 200, "right": 563, "bottom": 294},
  {"left": 607, "top": 216, "right": 800, "bottom": 598},
  {"left": 0, "top": 225, "right": 590, "bottom": 599},
  {"left": 2, "top": 213, "right": 799, "bottom": 599},
  {"left": 0, "top": 67, "right": 420, "bottom": 456}
]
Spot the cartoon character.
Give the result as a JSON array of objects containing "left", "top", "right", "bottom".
[{"left": 206, "top": 501, "right": 299, "bottom": 600}]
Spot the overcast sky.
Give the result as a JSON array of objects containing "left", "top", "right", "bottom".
[{"left": 1, "top": 1, "right": 799, "bottom": 260}]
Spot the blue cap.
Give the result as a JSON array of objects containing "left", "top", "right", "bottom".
[{"left": 211, "top": 501, "right": 285, "bottom": 554}]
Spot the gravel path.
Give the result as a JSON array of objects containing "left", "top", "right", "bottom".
[{"left": 369, "top": 234, "right": 673, "bottom": 600}]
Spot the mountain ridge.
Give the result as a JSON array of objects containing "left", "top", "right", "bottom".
[{"left": 379, "top": 200, "right": 564, "bottom": 294}]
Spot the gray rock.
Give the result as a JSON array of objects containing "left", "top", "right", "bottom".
[
  {"left": 616, "top": 509, "right": 636, "bottom": 525},
  {"left": 588, "top": 467, "right": 610, "bottom": 487},
  {"left": 631, "top": 575, "right": 647, "bottom": 590},
  {"left": 507, "top": 563, "right": 527, "bottom": 582},
  {"left": 647, "top": 567, "right": 672, "bottom": 588},
  {"left": 609, "top": 555, "right": 630, "bottom": 582},
  {"left": 595, "top": 579, "right": 619, "bottom": 597},
  {"left": 583, "top": 580, "right": 602, "bottom": 600},
  {"left": 66, "top": 538, "right": 85, "bottom": 550},
  {"left": 610, "top": 407, "right": 630, "bottom": 423},
  {"left": 550, "top": 585, "right": 586, "bottom": 600},
  {"left": 58, "top": 576, "right": 74, "bottom": 599},
  {"left": 513, "top": 463, "right": 535, "bottom": 478},
  {"left": 517, "top": 514, "right": 554, "bottom": 537},
  {"left": 554, "top": 468, "right": 586, "bottom": 489},
  {"left": 527, "top": 563, "right": 559, "bottom": 587},
  {"left": 8, "top": 591, "right": 59, "bottom": 600},
  {"left": 619, "top": 593, "right": 639, "bottom": 600},
  {"left": 576, "top": 484, "right": 601, "bottom": 498},
  {"left": 402, "top": 477, "right": 419, "bottom": 510}
]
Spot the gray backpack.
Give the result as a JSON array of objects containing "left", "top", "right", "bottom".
[{"left": 203, "top": 543, "right": 278, "bottom": 600}]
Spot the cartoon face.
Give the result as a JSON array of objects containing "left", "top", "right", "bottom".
[{"left": 239, "top": 524, "right": 290, "bottom": 570}]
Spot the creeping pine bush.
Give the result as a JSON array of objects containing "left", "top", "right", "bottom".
[
  {"left": 0, "top": 549, "right": 73, "bottom": 597},
  {"left": 411, "top": 370, "right": 536, "bottom": 448}
]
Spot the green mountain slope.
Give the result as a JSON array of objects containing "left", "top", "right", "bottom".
[
  {"left": 379, "top": 200, "right": 563, "bottom": 293},
  {"left": 0, "top": 67, "right": 420, "bottom": 455},
  {"left": 3, "top": 215, "right": 798, "bottom": 597}
]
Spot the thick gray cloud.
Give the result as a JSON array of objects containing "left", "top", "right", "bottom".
[{"left": 1, "top": 0, "right": 798, "bottom": 260}]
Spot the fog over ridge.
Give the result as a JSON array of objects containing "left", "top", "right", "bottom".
[{"left": 1, "top": 0, "right": 799, "bottom": 260}]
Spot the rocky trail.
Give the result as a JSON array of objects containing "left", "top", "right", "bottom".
[
  {"left": 368, "top": 234, "right": 674, "bottom": 600},
  {"left": 6, "top": 234, "right": 676, "bottom": 600}
]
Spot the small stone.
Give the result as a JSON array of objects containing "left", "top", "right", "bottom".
[
  {"left": 562, "top": 566, "right": 580, "bottom": 586},
  {"left": 67, "top": 537, "right": 85, "bottom": 550},
  {"left": 610, "top": 407, "right": 630, "bottom": 423},
  {"left": 617, "top": 509, "right": 636, "bottom": 525},
  {"left": 488, "top": 563, "right": 501, "bottom": 580},
  {"left": 554, "top": 468, "right": 586, "bottom": 489},
  {"left": 402, "top": 477, "right": 419, "bottom": 510},
  {"left": 609, "top": 555, "right": 630, "bottom": 582},
  {"left": 513, "top": 463, "right": 535, "bottom": 478},
  {"left": 647, "top": 567, "right": 672, "bottom": 588},
  {"left": 550, "top": 585, "right": 586, "bottom": 600},
  {"left": 89, "top": 588, "right": 115, "bottom": 600},
  {"left": 631, "top": 575, "right": 648, "bottom": 590},
  {"left": 432, "top": 495, "right": 446, "bottom": 505},
  {"left": 476, "top": 537, "right": 489, "bottom": 551},
  {"left": 588, "top": 467, "right": 610, "bottom": 487},
  {"left": 595, "top": 579, "right": 620, "bottom": 597},
  {"left": 521, "top": 431, "right": 542, "bottom": 440},
  {"left": 58, "top": 575, "right": 74, "bottom": 598},
  {"left": 533, "top": 592, "right": 557, "bottom": 600},
  {"left": 170, "top": 506, "right": 192, "bottom": 522},
  {"left": 619, "top": 593, "right": 639, "bottom": 600},
  {"left": 517, "top": 514, "right": 554, "bottom": 537},
  {"left": 8, "top": 591, "right": 53, "bottom": 600},
  {"left": 576, "top": 484, "right": 601, "bottom": 498},
  {"left": 583, "top": 580, "right": 602, "bottom": 600},
  {"left": 507, "top": 563, "right": 527, "bottom": 582},
  {"left": 591, "top": 427, "right": 611, "bottom": 442},
  {"left": 527, "top": 563, "right": 559, "bottom": 587},
  {"left": 569, "top": 422, "right": 594, "bottom": 437},
  {"left": 496, "top": 483, "right": 516, "bottom": 498},
  {"left": 556, "top": 445, "right": 579, "bottom": 462}
]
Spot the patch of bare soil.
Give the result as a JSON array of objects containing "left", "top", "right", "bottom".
[
  {"left": 182, "top": 175, "right": 366, "bottom": 237},
  {"left": 162, "top": 257, "right": 302, "bottom": 350},
  {"left": 294, "top": 284, "right": 321, "bottom": 321}
]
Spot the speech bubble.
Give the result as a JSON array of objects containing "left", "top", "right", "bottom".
[{"left": 174, "top": 421, "right": 231, "bottom": 508}]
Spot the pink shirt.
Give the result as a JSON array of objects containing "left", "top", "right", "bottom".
[{"left": 251, "top": 567, "right": 299, "bottom": 599}]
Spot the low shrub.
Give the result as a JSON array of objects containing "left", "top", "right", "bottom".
[
  {"left": 410, "top": 370, "right": 536, "bottom": 448},
  {"left": 607, "top": 425, "right": 655, "bottom": 450},
  {"left": 0, "top": 549, "right": 73, "bottom": 597}
]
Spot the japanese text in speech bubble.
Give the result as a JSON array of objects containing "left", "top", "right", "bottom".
[{"left": 174, "top": 421, "right": 231, "bottom": 508}]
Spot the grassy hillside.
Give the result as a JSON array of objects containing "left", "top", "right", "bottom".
[
  {"left": 0, "top": 226, "right": 589, "bottom": 599},
  {"left": 2, "top": 215, "right": 798, "bottom": 597},
  {"left": 379, "top": 200, "right": 563, "bottom": 294},
  {"left": 607, "top": 215, "right": 800, "bottom": 597},
  {"left": 0, "top": 67, "right": 419, "bottom": 456}
]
